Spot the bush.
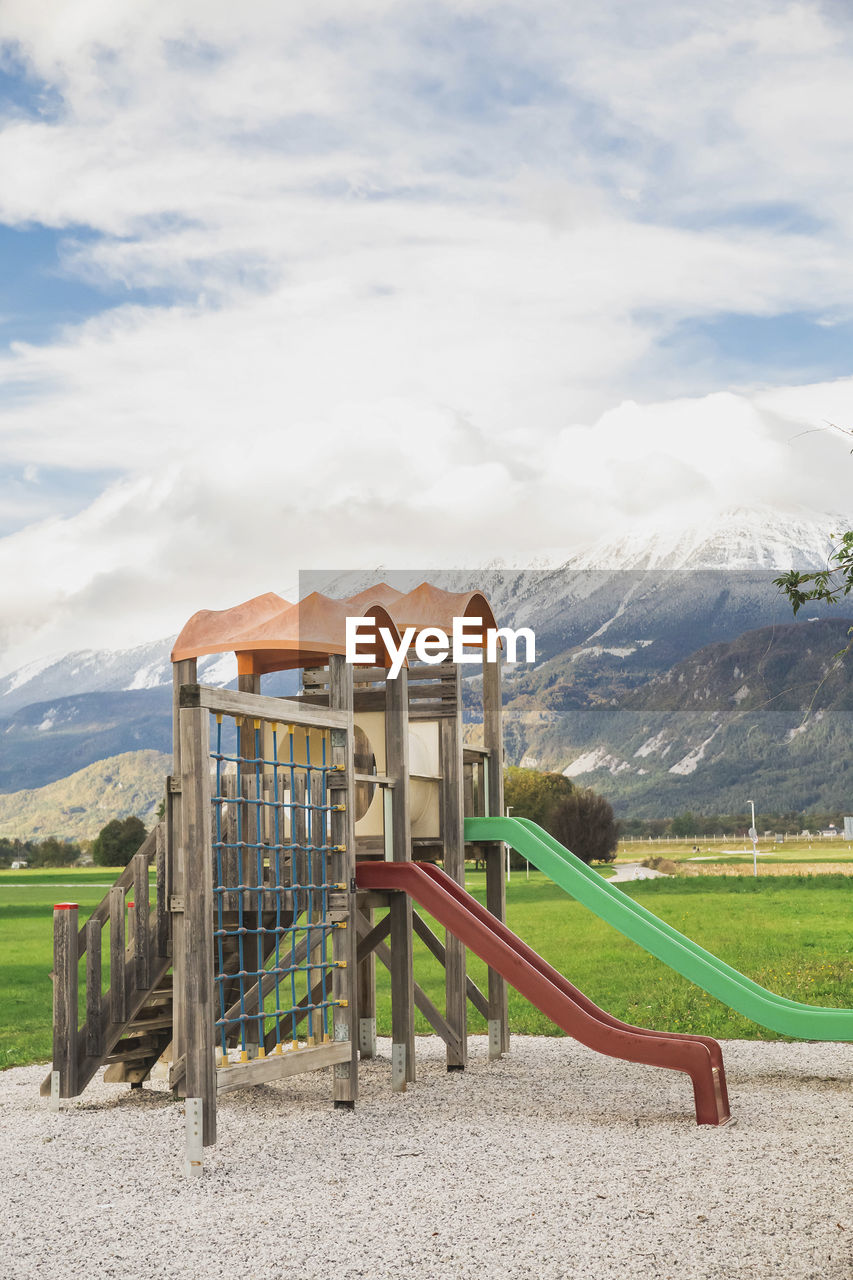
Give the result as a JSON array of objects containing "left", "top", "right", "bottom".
[
  {"left": 548, "top": 788, "right": 619, "bottom": 864},
  {"left": 92, "top": 816, "right": 148, "bottom": 867},
  {"left": 502, "top": 768, "right": 618, "bottom": 865},
  {"left": 641, "top": 856, "right": 678, "bottom": 875}
]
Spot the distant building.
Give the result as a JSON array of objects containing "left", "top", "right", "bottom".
[
  {"left": 845, "top": 817, "right": 853, "bottom": 840},
  {"left": 10, "top": 860, "right": 28, "bottom": 869}
]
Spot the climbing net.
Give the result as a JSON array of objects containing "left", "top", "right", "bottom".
[{"left": 209, "top": 713, "right": 347, "bottom": 1061}]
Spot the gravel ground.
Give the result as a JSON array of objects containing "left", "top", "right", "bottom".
[{"left": 3, "top": 1036, "right": 853, "bottom": 1280}]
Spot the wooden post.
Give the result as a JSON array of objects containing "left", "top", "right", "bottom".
[
  {"left": 357, "top": 903, "right": 377, "bottom": 1058},
  {"left": 329, "top": 654, "right": 358, "bottom": 1107},
  {"left": 109, "top": 886, "right": 126, "bottom": 1025},
  {"left": 386, "top": 667, "right": 415, "bottom": 1087},
  {"left": 85, "top": 917, "right": 104, "bottom": 1060},
  {"left": 53, "top": 904, "right": 78, "bottom": 1098},
  {"left": 155, "top": 820, "right": 169, "bottom": 959},
  {"left": 170, "top": 657, "right": 196, "bottom": 1084},
  {"left": 180, "top": 701, "right": 217, "bottom": 1146},
  {"left": 483, "top": 653, "right": 509, "bottom": 1056},
  {"left": 440, "top": 664, "right": 467, "bottom": 1070},
  {"left": 132, "top": 851, "right": 150, "bottom": 992}
]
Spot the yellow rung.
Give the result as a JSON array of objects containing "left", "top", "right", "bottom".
[
  {"left": 335, "top": 960, "right": 347, "bottom": 969},
  {"left": 336, "top": 999, "right": 349, "bottom": 1008},
  {"left": 332, "top": 804, "right": 346, "bottom": 812}
]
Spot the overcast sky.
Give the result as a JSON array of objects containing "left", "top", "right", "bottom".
[{"left": 2, "top": 0, "right": 853, "bottom": 673}]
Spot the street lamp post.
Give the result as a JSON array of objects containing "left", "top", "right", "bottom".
[{"left": 748, "top": 799, "right": 758, "bottom": 877}]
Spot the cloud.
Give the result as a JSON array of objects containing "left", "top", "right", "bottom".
[{"left": 1, "top": 2, "right": 853, "bottom": 671}]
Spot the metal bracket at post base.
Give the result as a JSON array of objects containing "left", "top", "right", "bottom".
[
  {"left": 391, "top": 1042, "right": 407, "bottom": 1092},
  {"left": 184, "top": 1097, "right": 203, "bottom": 1177}
]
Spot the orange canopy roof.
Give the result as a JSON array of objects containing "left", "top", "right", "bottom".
[{"left": 171, "top": 580, "right": 499, "bottom": 674}]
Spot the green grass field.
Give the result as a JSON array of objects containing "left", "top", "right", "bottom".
[
  {"left": 3, "top": 864, "right": 853, "bottom": 1070},
  {"left": 617, "top": 836, "right": 853, "bottom": 867}
]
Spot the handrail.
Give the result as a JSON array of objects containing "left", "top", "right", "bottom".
[{"left": 73, "top": 824, "right": 161, "bottom": 961}]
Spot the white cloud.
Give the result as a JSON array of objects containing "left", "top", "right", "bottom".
[{"left": 1, "top": 1, "right": 853, "bottom": 672}]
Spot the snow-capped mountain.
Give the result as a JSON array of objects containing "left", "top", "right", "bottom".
[
  {"left": 0, "top": 640, "right": 239, "bottom": 716},
  {"left": 1, "top": 506, "right": 851, "bottom": 833},
  {"left": 562, "top": 506, "right": 847, "bottom": 573}
]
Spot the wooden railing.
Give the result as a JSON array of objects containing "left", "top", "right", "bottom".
[{"left": 44, "top": 820, "right": 170, "bottom": 1099}]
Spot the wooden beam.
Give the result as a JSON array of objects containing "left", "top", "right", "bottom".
[
  {"left": 357, "top": 904, "right": 377, "bottom": 1058},
  {"left": 386, "top": 668, "right": 415, "bottom": 1087},
  {"left": 411, "top": 911, "right": 490, "bottom": 1020},
  {"left": 109, "top": 886, "right": 126, "bottom": 1025},
  {"left": 180, "top": 704, "right": 217, "bottom": 1146},
  {"left": 155, "top": 821, "right": 169, "bottom": 959},
  {"left": 85, "top": 918, "right": 103, "bottom": 1060},
  {"left": 53, "top": 904, "right": 78, "bottom": 1098},
  {"left": 132, "top": 852, "right": 150, "bottom": 992},
  {"left": 371, "top": 935, "right": 462, "bottom": 1057},
  {"left": 217, "top": 1041, "right": 350, "bottom": 1094},
  {"left": 170, "top": 657, "right": 196, "bottom": 1088},
  {"left": 483, "top": 654, "right": 509, "bottom": 1055},
  {"left": 180, "top": 682, "right": 348, "bottom": 729},
  {"left": 328, "top": 653, "right": 358, "bottom": 1107},
  {"left": 356, "top": 911, "right": 392, "bottom": 963},
  {"left": 439, "top": 664, "right": 467, "bottom": 1070}
]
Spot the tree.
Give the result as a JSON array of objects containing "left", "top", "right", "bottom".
[
  {"left": 32, "top": 837, "right": 81, "bottom": 868},
  {"left": 504, "top": 767, "right": 575, "bottom": 828},
  {"left": 92, "top": 816, "right": 148, "bottom": 867},
  {"left": 502, "top": 766, "right": 618, "bottom": 864},
  {"left": 548, "top": 788, "right": 619, "bottom": 864}
]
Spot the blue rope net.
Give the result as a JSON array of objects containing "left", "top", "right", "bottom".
[{"left": 210, "top": 713, "right": 346, "bottom": 1061}]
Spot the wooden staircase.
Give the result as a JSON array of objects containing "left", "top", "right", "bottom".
[{"left": 41, "top": 822, "right": 173, "bottom": 1098}]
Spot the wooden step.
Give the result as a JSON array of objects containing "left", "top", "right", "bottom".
[{"left": 124, "top": 1014, "right": 174, "bottom": 1035}]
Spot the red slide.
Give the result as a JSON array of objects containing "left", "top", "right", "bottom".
[{"left": 356, "top": 861, "right": 730, "bottom": 1126}]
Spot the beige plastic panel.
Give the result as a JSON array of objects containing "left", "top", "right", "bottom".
[
  {"left": 409, "top": 720, "right": 440, "bottom": 839},
  {"left": 353, "top": 711, "right": 441, "bottom": 841},
  {"left": 353, "top": 712, "right": 387, "bottom": 838}
]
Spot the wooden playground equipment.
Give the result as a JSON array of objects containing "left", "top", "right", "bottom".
[{"left": 45, "top": 581, "right": 730, "bottom": 1173}]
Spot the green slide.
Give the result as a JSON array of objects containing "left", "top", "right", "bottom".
[{"left": 465, "top": 815, "right": 853, "bottom": 1040}]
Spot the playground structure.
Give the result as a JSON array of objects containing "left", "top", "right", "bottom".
[{"left": 46, "top": 579, "right": 749, "bottom": 1165}]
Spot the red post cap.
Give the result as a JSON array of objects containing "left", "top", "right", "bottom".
[{"left": 54, "top": 903, "right": 78, "bottom": 910}]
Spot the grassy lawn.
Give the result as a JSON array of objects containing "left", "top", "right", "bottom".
[
  {"left": 4, "top": 864, "right": 853, "bottom": 1069},
  {"left": 617, "top": 837, "right": 853, "bottom": 867}
]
